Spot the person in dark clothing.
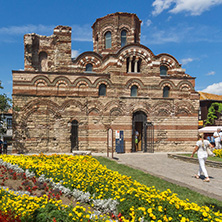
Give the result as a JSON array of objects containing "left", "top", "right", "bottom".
[
  {"left": 0, "top": 140, "right": 2, "bottom": 154},
  {"left": 3, "top": 141, "right": 7, "bottom": 154}
]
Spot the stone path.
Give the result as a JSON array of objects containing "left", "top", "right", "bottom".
[{"left": 93, "top": 152, "right": 222, "bottom": 201}]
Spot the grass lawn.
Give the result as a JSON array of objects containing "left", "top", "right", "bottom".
[
  {"left": 95, "top": 156, "right": 222, "bottom": 212},
  {"left": 179, "top": 153, "right": 222, "bottom": 162}
]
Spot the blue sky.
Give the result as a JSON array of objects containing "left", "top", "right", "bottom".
[{"left": 1, "top": 0, "right": 222, "bottom": 98}]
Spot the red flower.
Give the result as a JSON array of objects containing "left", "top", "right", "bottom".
[
  {"left": 45, "top": 187, "right": 49, "bottom": 192},
  {"left": 12, "top": 172, "right": 17, "bottom": 180},
  {"left": 32, "top": 186, "right": 38, "bottom": 191},
  {"left": 56, "top": 194, "right": 60, "bottom": 200},
  {"left": 22, "top": 173, "right": 26, "bottom": 180},
  {"left": 32, "top": 177, "right": 37, "bottom": 183},
  {"left": 111, "top": 213, "right": 116, "bottom": 219}
]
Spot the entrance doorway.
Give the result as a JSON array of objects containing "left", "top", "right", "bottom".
[
  {"left": 70, "top": 120, "right": 78, "bottom": 152},
  {"left": 132, "top": 111, "right": 147, "bottom": 152}
]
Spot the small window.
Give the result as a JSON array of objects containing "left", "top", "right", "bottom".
[
  {"left": 163, "top": 86, "right": 170, "bottom": 98},
  {"left": 121, "top": 30, "right": 127, "bottom": 47},
  {"left": 86, "top": 63, "right": 93, "bottom": 72},
  {"left": 131, "top": 85, "right": 138, "bottom": 97},
  {"left": 39, "top": 51, "right": 48, "bottom": 71},
  {"left": 105, "top": 31, "right": 111, "bottom": 49},
  {"left": 160, "top": 66, "right": 168, "bottom": 76},
  {"left": 99, "top": 84, "right": 106, "bottom": 96}
]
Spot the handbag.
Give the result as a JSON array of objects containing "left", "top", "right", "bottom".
[{"left": 207, "top": 147, "right": 215, "bottom": 157}]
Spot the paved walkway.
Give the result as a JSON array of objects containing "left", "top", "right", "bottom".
[{"left": 93, "top": 152, "right": 222, "bottom": 201}]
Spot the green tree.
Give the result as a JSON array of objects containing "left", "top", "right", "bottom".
[
  {"left": 0, "top": 81, "right": 12, "bottom": 136},
  {"left": 0, "top": 81, "right": 12, "bottom": 112},
  {"left": 205, "top": 102, "right": 222, "bottom": 126}
]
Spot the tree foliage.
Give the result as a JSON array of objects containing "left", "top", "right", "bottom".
[
  {"left": 0, "top": 81, "right": 11, "bottom": 112},
  {"left": 0, "top": 94, "right": 11, "bottom": 112},
  {"left": 205, "top": 102, "right": 222, "bottom": 126},
  {"left": 0, "top": 81, "right": 12, "bottom": 135}
]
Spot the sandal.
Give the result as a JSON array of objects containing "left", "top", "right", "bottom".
[
  {"left": 194, "top": 175, "right": 199, "bottom": 179},
  {"left": 203, "top": 178, "right": 210, "bottom": 182}
]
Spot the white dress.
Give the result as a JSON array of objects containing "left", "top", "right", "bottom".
[
  {"left": 195, "top": 139, "right": 210, "bottom": 177},
  {"left": 196, "top": 140, "right": 209, "bottom": 158}
]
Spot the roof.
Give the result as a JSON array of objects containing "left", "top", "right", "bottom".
[
  {"left": 198, "top": 91, "right": 222, "bottom": 101},
  {"left": 199, "top": 126, "right": 222, "bottom": 133},
  {"left": 1, "top": 109, "right": 12, "bottom": 114},
  {"left": 7, "top": 109, "right": 12, "bottom": 114}
]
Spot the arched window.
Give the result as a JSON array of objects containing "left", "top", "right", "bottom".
[
  {"left": 121, "top": 30, "right": 127, "bottom": 47},
  {"left": 86, "top": 63, "right": 93, "bottom": 72},
  {"left": 160, "top": 66, "right": 168, "bottom": 76},
  {"left": 126, "top": 57, "right": 141, "bottom": 73},
  {"left": 99, "top": 84, "right": 107, "bottom": 96},
  {"left": 70, "top": 120, "right": 78, "bottom": 151},
  {"left": 105, "top": 31, "right": 111, "bottom": 49},
  {"left": 39, "top": 51, "right": 48, "bottom": 71},
  {"left": 163, "top": 86, "right": 170, "bottom": 98},
  {"left": 131, "top": 85, "right": 138, "bottom": 97}
]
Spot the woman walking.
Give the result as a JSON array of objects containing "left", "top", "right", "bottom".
[{"left": 191, "top": 133, "right": 214, "bottom": 182}]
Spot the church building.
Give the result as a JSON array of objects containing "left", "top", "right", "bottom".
[{"left": 12, "top": 12, "right": 199, "bottom": 153}]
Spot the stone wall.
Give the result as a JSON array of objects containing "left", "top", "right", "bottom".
[
  {"left": 12, "top": 91, "right": 198, "bottom": 153},
  {"left": 24, "top": 26, "right": 72, "bottom": 72}
]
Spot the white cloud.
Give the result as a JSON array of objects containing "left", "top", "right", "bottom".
[
  {"left": 152, "top": 0, "right": 174, "bottom": 16},
  {"left": 0, "top": 24, "right": 92, "bottom": 42},
  {"left": 141, "top": 22, "right": 222, "bottom": 45},
  {"left": 141, "top": 25, "right": 193, "bottom": 44},
  {"left": 181, "top": 58, "right": 194, "bottom": 65},
  {"left": 146, "top": 19, "right": 152, "bottom": 27},
  {"left": 167, "top": 16, "right": 172, "bottom": 21},
  {"left": 71, "top": 50, "right": 80, "bottom": 58},
  {"left": 202, "top": 82, "right": 222, "bottom": 95},
  {"left": 0, "top": 24, "right": 54, "bottom": 35},
  {"left": 206, "top": 71, "right": 215, "bottom": 76},
  {"left": 152, "top": 0, "right": 222, "bottom": 16}
]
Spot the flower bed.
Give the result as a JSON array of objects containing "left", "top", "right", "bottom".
[
  {"left": 214, "top": 149, "right": 222, "bottom": 158},
  {"left": 0, "top": 154, "right": 222, "bottom": 222}
]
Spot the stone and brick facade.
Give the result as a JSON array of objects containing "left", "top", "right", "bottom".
[{"left": 12, "top": 12, "right": 199, "bottom": 153}]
